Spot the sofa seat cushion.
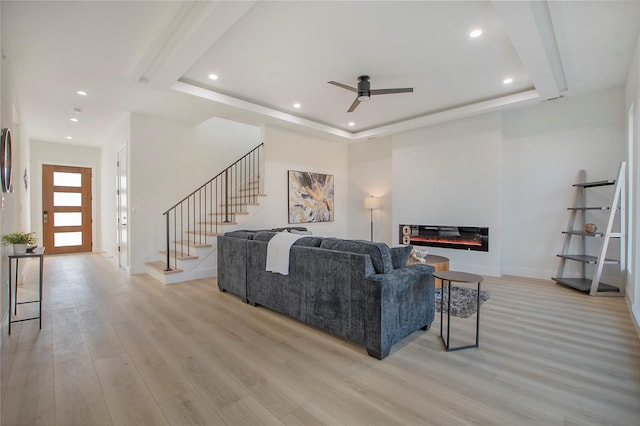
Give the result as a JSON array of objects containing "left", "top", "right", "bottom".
[{"left": 320, "top": 239, "right": 393, "bottom": 274}]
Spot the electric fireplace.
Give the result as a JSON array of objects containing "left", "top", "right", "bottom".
[{"left": 399, "top": 225, "right": 489, "bottom": 252}]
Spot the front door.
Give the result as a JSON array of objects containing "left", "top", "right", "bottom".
[{"left": 42, "top": 164, "right": 92, "bottom": 254}]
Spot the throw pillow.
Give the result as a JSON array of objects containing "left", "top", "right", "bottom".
[
  {"left": 390, "top": 245, "right": 413, "bottom": 269},
  {"left": 408, "top": 248, "right": 429, "bottom": 266}
]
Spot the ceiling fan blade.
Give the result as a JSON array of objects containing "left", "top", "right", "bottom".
[
  {"left": 347, "top": 98, "right": 361, "bottom": 112},
  {"left": 328, "top": 81, "right": 357, "bottom": 93},
  {"left": 370, "top": 87, "right": 414, "bottom": 95}
]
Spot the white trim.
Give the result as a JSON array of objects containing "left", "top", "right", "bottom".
[
  {"left": 629, "top": 299, "right": 640, "bottom": 338},
  {"left": 172, "top": 80, "right": 355, "bottom": 139},
  {"left": 173, "top": 80, "right": 540, "bottom": 142}
]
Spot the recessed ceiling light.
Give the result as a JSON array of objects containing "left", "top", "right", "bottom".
[
  {"left": 348, "top": 122, "right": 355, "bottom": 127},
  {"left": 503, "top": 77, "right": 514, "bottom": 85},
  {"left": 66, "top": 136, "right": 72, "bottom": 140},
  {"left": 470, "top": 29, "right": 482, "bottom": 38},
  {"left": 208, "top": 74, "right": 218, "bottom": 80},
  {"left": 293, "top": 103, "right": 301, "bottom": 109},
  {"left": 76, "top": 90, "right": 87, "bottom": 96},
  {"left": 70, "top": 118, "right": 79, "bottom": 122}
]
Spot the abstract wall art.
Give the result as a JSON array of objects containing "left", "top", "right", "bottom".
[{"left": 288, "top": 170, "right": 334, "bottom": 223}]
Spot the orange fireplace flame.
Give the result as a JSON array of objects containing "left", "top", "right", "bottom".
[{"left": 410, "top": 236, "right": 482, "bottom": 246}]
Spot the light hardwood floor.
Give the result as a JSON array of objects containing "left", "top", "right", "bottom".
[{"left": 1, "top": 253, "right": 639, "bottom": 425}]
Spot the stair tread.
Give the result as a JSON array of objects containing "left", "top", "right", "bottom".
[
  {"left": 209, "top": 211, "right": 249, "bottom": 216},
  {"left": 197, "top": 221, "right": 238, "bottom": 226},
  {"left": 174, "top": 240, "right": 213, "bottom": 248},
  {"left": 145, "top": 261, "right": 183, "bottom": 274},
  {"left": 185, "top": 231, "right": 224, "bottom": 236},
  {"left": 230, "top": 194, "right": 266, "bottom": 199},
  {"left": 159, "top": 250, "right": 198, "bottom": 260}
]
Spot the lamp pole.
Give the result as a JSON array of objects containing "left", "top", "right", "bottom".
[
  {"left": 364, "top": 196, "right": 379, "bottom": 242},
  {"left": 370, "top": 207, "right": 374, "bottom": 241}
]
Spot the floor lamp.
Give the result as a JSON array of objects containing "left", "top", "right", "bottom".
[{"left": 364, "top": 196, "right": 380, "bottom": 241}]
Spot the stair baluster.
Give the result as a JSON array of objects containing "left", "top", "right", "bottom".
[{"left": 162, "top": 143, "right": 264, "bottom": 272}]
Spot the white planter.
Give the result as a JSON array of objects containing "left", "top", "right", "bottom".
[{"left": 13, "top": 244, "right": 27, "bottom": 254}]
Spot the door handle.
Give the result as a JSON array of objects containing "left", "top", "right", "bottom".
[{"left": 43, "top": 210, "right": 48, "bottom": 224}]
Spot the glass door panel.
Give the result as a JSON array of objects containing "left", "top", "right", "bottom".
[
  {"left": 53, "top": 171, "right": 82, "bottom": 187},
  {"left": 54, "top": 212, "right": 82, "bottom": 227},
  {"left": 54, "top": 232, "right": 83, "bottom": 247},
  {"left": 53, "top": 192, "right": 82, "bottom": 206}
]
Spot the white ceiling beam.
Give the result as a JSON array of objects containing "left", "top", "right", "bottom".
[
  {"left": 491, "top": 1, "right": 567, "bottom": 99},
  {"left": 133, "top": 0, "right": 257, "bottom": 89}
]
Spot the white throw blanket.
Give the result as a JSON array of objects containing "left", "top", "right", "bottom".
[{"left": 266, "top": 232, "right": 305, "bottom": 275}]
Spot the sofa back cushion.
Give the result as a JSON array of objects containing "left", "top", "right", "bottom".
[
  {"left": 293, "top": 236, "right": 323, "bottom": 247},
  {"left": 224, "top": 230, "right": 256, "bottom": 240},
  {"left": 253, "top": 231, "right": 278, "bottom": 242},
  {"left": 320, "top": 239, "right": 393, "bottom": 274}
]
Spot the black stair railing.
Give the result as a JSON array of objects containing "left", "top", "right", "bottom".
[{"left": 162, "top": 143, "right": 264, "bottom": 271}]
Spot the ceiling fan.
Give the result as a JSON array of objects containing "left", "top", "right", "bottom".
[{"left": 328, "top": 75, "right": 413, "bottom": 112}]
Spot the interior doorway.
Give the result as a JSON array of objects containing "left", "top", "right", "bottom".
[
  {"left": 42, "top": 164, "right": 92, "bottom": 254},
  {"left": 117, "top": 146, "right": 128, "bottom": 269}
]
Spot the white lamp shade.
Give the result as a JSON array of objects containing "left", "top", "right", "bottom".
[{"left": 364, "top": 196, "right": 380, "bottom": 209}]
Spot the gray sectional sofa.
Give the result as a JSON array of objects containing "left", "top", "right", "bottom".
[{"left": 217, "top": 229, "right": 435, "bottom": 359}]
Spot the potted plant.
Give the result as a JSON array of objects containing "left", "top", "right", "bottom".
[{"left": 2, "top": 232, "right": 36, "bottom": 254}]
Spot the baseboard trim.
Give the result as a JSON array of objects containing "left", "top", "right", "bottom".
[{"left": 629, "top": 299, "right": 640, "bottom": 338}]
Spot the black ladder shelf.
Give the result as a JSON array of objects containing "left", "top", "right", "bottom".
[{"left": 552, "top": 162, "right": 626, "bottom": 296}]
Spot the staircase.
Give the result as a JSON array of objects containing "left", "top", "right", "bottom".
[{"left": 145, "top": 144, "right": 264, "bottom": 284}]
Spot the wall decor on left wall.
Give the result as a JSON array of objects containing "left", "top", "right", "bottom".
[
  {"left": 1, "top": 128, "right": 13, "bottom": 193},
  {"left": 288, "top": 170, "right": 334, "bottom": 223}
]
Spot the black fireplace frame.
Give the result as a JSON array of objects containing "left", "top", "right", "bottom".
[{"left": 399, "top": 224, "right": 489, "bottom": 252}]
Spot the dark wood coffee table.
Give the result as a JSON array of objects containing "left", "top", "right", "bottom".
[{"left": 423, "top": 255, "right": 449, "bottom": 288}]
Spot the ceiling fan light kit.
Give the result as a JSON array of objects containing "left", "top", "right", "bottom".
[{"left": 328, "top": 75, "right": 413, "bottom": 112}]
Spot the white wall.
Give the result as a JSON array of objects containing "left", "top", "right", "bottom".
[
  {"left": 100, "top": 116, "right": 130, "bottom": 262},
  {"left": 128, "top": 114, "right": 261, "bottom": 273},
  {"left": 29, "top": 140, "right": 101, "bottom": 252},
  {"left": 348, "top": 136, "right": 393, "bottom": 243},
  {"left": 502, "top": 88, "right": 625, "bottom": 279},
  {"left": 242, "top": 124, "right": 350, "bottom": 238},
  {"left": 625, "top": 31, "right": 640, "bottom": 329},
  {"left": 392, "top": 113, "right": 503, "bottom": 276},
  {"left": 349, "top": 87, "right": 626, "bottom": 279}
]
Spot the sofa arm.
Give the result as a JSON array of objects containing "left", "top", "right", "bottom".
[
  {"left": 363, "top": 264, "right": 435, "bottom": 359},
  {"left": 217, "top": 235, "right": 249, "bottom": 302}
]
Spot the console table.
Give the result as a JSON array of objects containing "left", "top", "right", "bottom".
[{"left": 7, "top": 247, "right": 45, "bottom": 335}]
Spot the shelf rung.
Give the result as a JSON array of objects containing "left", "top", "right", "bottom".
[
  {"left": 552, "top": 277, "right": 620, "bottom": 293},
  {"left": 562, "top": 230, "right": 604, "bottom": 237},
  {"left": 566, "top": 207, "right": 610, "bottom": 211},
  {"left": 556, "top": 254, "right": 619, "bottom": 264},
  {"left": 573, "top": 179, "right": 615, "bottom": 188}
]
